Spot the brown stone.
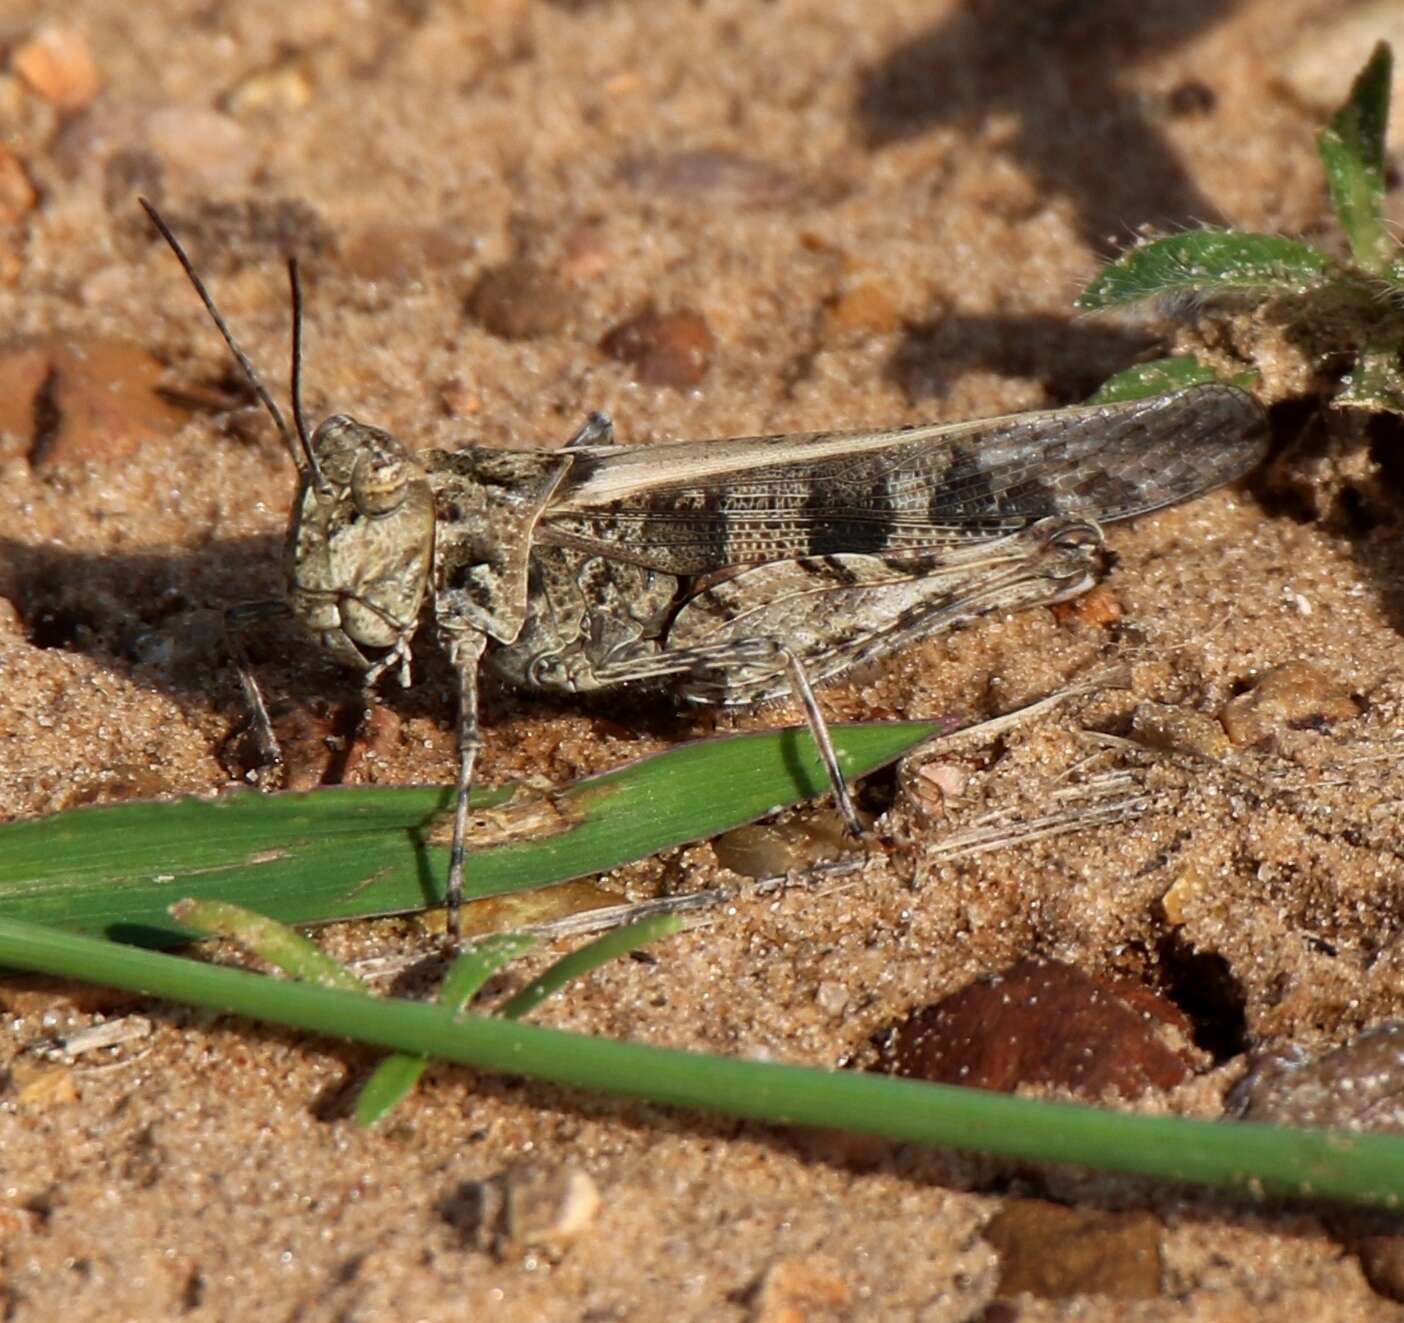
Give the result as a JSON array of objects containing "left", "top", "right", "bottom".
[
  {"left": 0, "top": 337, "right": 189, "bottom": 474},
  {"left": 1230, "top": 1022, "right": 1404, "bottom": 1131},
  {"left": 0, "top": 145, "right": 36, "bottom": 223},
  {"left": 473, "top": 1164, "right": 601, "bottom": 1257},
  {"left": 712, "top": 808, "right": 855, "bottom": 879},
  {"left": 12, "top": 26, "right": 100, "bottom": 112},
  {"left": 1220, "top": 660, "right": 1359, "bottom": 747},
  {"left": 984, "top": 1199, "right": 1163, "bottom": 1299},
  {"left": 874, "top": 959, "right": 1196, "bottom": 1100},
  {"left": 221, "top": 57, "right": 314, "bottom": 117},
  {"left": 9, "top": 1060, "right": 79, "bottom": 1110},
  {"left": 600, "top": 308, "right": 714, "bottom": 388},
  {"left": 1130, "top": 701, "right": 1232, "bottom": 759},
  {"left": 467, "top": 258, "right": 574, "bottom": 339},
  {"left": 1050, "top": 584, "right": 1122, "bottom": 628},
  {"left": 821, "top": 280, "right": 901, "bottom": 339},
  {"left": 750, "top": 1255, "right": 851, "bottom": 1323},
  {"left": 417, "top": 880, "right": 625, "bottom": 942}
]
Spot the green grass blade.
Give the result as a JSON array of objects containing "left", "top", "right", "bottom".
[
  {"left": 169, "top": 898, "right": 366, "bottom": 991},
  {"left": 1076, "top": 231, "right": 1331, "bottom": 309},
  {"left": 3, "top": 915, "right": 1404, "bottom": 1209},
  {"left": 0, "top": 720, "right": 948, "bottom": 947},
  {"left": 441, "top": 933, "right": 541, "bottom": 1006},
  {"left": 1318, "top": 42, "right": 1394, "bottom": 274},
  {"left": 498, "top": 915, "right": 684, "bottom": 1019},
  {"left": 1087, "top": 356, "right": 1258, "bottom": 404},
  {"left": 355, "top": 933, "right": 537, "bottom": 1127}
]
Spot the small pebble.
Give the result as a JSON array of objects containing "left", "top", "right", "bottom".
[
  {"left": 557, "top": 221, "right": 619, "bottom": 284},
  {"left": 712, "top": 808, "right": 854, "bottom": 878},
  {"left": 873, "top": 959, "right": 1196, "bottom": 1100},
  {"left": 815, "top": 980, "right": 849, "bottom": 1017},
  {"left": 600, "top": 308, "right": 713, "bottom": 389},
  {"left": 1050, "top": 584, "right": 1121, "bottom": 628},
  {"left": 984, "top": 1200, "right": 1164, "bottom": 1300},
  {"left": 1130, "top": 701, "right": 1231, "bottom": 760},
  {"left": 0, "top": 145, "right": 36, "bottom": 223},
  {"left": 1229, "top": 1022, "right": 1404, "bottom": 1131},
  {"left": 1158, "top": 862, "right": 1214, "bottom": 927},
  {"left": 474, "top": 1164, "right": 600, "bottom": 1258},
  {"left": 221, "top": 57, "right": 315, "bottom": 117},
  {"left": 1220, "top": 661, "right": 1359, "bottom": 747},
  {"left": 749, "top": 1255, "right": 851, "bottom": 1323},
  {"left": 12, "top": 26, "right": 100, "bottom": 112},
  {"left": 445, "top": 879, "right": 622, "bottom": 940},
  {"left": 897, "top": 755, "right": 970, "bottom": 827},
  {"left": 467, "top": 258, "right": 574, "bottom": 340},
  {"left": 820, "top": 280, "right": 901, "bottom": 341},
  {"left": 9, "top": 1059, "right": 79, "bottom": 1110}
]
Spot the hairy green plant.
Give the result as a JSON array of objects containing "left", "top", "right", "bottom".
[{"left": 1079, "top": 42, "right": 1404, "bottom": 413}]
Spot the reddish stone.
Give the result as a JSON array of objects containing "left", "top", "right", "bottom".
[
  {"left": 0, "top": 337, "right": 190, "bottom": 474},
  {"left": 467, "top": 259, "right": 574, "bottom": 340},
  {"left": 600, "top": 308, "right": 713, "bottom": 388},
  {"left": 874, "top": 959, "right": 1195, "bottom": 1100}
]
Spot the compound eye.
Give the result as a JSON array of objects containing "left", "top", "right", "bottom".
[{"left": 351, "top": 452, "right": 410, "bottom": 517}]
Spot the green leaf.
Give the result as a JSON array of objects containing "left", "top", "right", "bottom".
[
  {"left": 1318, "top": 42, "right": 1394, "bottom": 274},
  {"left": 1087, "top": 356, "right": 1258, "bottom": 405},
  {"left": 1076, "top": 231, "right": 1331, "bottom": 309},
  {"left": 169, "top": 897, "right": 365, "bottom": 991},
  {"left": 5, "top": 913, "right": 1404, "bottom": 1209},
  {"left": 0, "top": 720, "right": 950, "bottom": 947},
  {"left": 355, "top": 932, "right": 536, "bottom": 1126},
  {"left": 1337, "top": 345, "right": 1404, "bottom": 413}
]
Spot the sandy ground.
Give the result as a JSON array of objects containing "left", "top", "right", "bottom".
[{"left": 3, "top": 0, "right": 1404, "bottom": 1318}]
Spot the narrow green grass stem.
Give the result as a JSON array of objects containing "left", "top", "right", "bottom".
[
  {"left": 3, "top": 916, "right": 1403, "bottom": 1209},
  {"left": 498, "top": 915, "right": 683, "bottom": 1019}
]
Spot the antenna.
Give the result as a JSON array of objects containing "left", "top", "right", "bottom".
[
  {"left": 286, "top": 256, "right": 316, "bottom": 477},
  {"left": 139, "top": 197, "right": 328, "bottom": 492}
]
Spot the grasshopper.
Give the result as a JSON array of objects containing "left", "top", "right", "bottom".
[{"left": 142, "top": 202, "right": 1269, "bottom": 940}]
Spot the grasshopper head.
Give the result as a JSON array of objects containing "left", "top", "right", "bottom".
[
  {"left": 283, "top": 415, "right": 434, "bottom": 669},
  {"left": 139, "top": 200, "right": 435, "bottom": 675}
]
